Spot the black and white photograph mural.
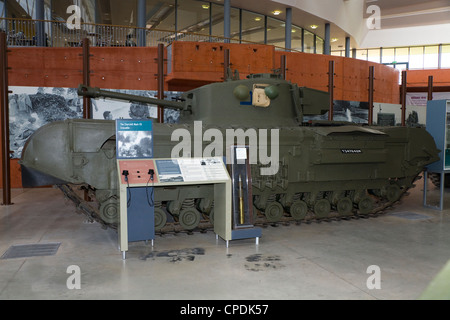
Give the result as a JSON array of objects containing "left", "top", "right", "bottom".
[
  {"left": 9, "top": 86, "right": 182, "bottom": 159},
  {"left": 305, "top": 95, "right": 450, "bottom": 127},
  {"left": 91, "top": 89, "right": 181, "bottom": 124},
  {"left": 304, "top": 100, "right": 369, "bottom": 123},
  {"left": 9, "top": 86, "right": 83, "bottom": 159}
]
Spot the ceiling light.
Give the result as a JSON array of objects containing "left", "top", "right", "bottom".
[
  {"left": 254, "top": 17, "right": 262, "bottom": 21},
  {"left": 272, "top": 10, "right": 282, "bottom": 15},
  {"left": 331, "top": 38, "right": 339, "bottom": 42},
  {"left": 310, "top": 25, "right": 318, "bottom": 29},
  {"left": 202, "top": 4, "right": 210, "bottom": 9}
]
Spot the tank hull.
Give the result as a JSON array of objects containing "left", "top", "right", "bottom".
[{"left": 20, "top": 119, "right": 439, "bottom": 230}]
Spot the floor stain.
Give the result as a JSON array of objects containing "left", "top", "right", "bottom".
[
  {"left": 244, "top": 254, "right": 284, "bottom": 271},
  {"left": 140, "top": 247, "right": 205, "bottom": 262}
]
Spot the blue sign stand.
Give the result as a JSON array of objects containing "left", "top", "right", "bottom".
[{"left": 116, "top": 119, "right": 155, "bottom": 259}]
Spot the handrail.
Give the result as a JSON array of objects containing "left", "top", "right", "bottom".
[{"left": 0, "top": 17, "right": 301, "bottom": 53}]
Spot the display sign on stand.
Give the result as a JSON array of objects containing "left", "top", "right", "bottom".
[
  {"left": 116, "top": 121, "right": 260, "bottom": 258},
  {"left": 424, "top": 100, "right": 450, "bottom": 210},
  {"left": 116, "top": 119, "right": 155, "bottom": 260},
  {"left": 223, "top": 145, "right": 261, "bottom": 246},
  {"left": 118, "top": 156, "right": 232, "bottom": 259}
]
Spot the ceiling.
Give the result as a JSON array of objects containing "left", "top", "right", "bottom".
[
  {"left": 368, "top": 0, "right": 450, "bottom": 28},
  {"left": 232, "top": 0, "right": 450, "bottom": 50}
]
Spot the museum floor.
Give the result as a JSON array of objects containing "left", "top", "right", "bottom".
[{"left": 1, "top": 176, "right": 450, "bottom": 301}]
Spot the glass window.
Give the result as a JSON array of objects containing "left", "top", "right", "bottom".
[
  {"left": 409, "top": 46, "right": 424, "bottom": 69},
  {"left": 146, "top": 0, "right": 175, "bottom": 31},
  {"left": 211, "top": 6, "right": 240, "bottom": 43},
  {"left": 0, "top": 0, "right": 5, "bottom": 31},
  {"left": 382, "top": 48, "right": 395, "bottom": 64},
  {"left": 395, "top": 47, "right": 409, "bottom": 65},
  {"left": 144, "top": 0, "right": 175, "bottom": 46},
  {"left": 266, "top": 16, "right": 284, "bottom": 49},
  {"left": 303, "top": 29, "right": 314, "bottom": 53},
  {"left": 97, "top": 0, "right": 137, "bottom": 26},
  {"left": 424, "top": 45, "right": 439, "bottom": 69},
  {"left": 367, "top": 49, "right": 380, "bottom": 63},
  {"left": 241, "top": 10, "right": 264, "bottom": 44},
  {"left": 356, "top": 49, "right": 368, "bottom": 61},
  {"left": 5, "top": 0, "right": 51, "bottom": 45},
  {"left": 228, "top": 7, "right": 240, "bottom": 43},
  {"left": 177, "top": 0, "right": 210, "bottom": 36},
  {"left": 331, "top": 51, "right": 343, "bottom": 57},
  {"left": 290, "top": 25, "right": 302, "bottom": 51},
  {"left": 87, "top": 0, "right": 136, "bottom": 47},
  {"left": 442, "top": 45, "right": 450, "bottom": 68},
  {"left": 7, "top": 0, "right": 35, "bottom": 19},
  {"left": 316, "top": 36, "right": 323, "bottom": 54},
  {"left": 394, "top": 63, "right": 408, "bottom": 73}
]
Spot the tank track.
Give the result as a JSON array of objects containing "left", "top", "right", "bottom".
[{"left": 57, "top": 175, "right": 418, "bottom": 235}]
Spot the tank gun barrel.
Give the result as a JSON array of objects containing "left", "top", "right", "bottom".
[{"left": 77, "top": 84, "right": 186, "bottom": 110}]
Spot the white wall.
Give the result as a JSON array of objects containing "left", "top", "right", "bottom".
[{"left": 271, "top": 0, "right": 450, "bottom": 48}]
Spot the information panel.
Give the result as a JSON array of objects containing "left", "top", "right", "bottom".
[
  {"left": 155, "top": 158, "right": 229, "bottom": 183},
  {"left": 116, "top": 119, "right": 153, "bottom": 159}
]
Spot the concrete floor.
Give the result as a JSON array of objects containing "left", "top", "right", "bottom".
[{"left": 1, "top": 177, "right": 450, "bottom": 300}]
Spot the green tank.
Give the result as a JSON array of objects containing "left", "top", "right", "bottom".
[{"left": 19, "top": 73, "right": 440, "bottom": 231}]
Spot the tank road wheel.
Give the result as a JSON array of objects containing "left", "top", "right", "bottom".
[
  {"left": 336, "top": 197, "right": 353, "bottom": 217},
  {"left": 314, "top": 199, "right": 331, "bottom": 219},
  {"left": 178, "top": 207, "right": 201, "bottom": 230},
  {"left": 289, "top": 201, "right": 308, "bottom": 221},
  {"left": 264, "top": 202, "right": 284, "bottom": 222},
  {"left": 154, "top": 207, "right": 167, "bottom": 231},
  {"left": 383, "top": 185, "right": 401, "bottom": 202},
  {"left": 358, "top": 196, "right": 374, "bottom": 214},
  {"left": 99, "top": 199, "right": 119, "bottom": 224}
]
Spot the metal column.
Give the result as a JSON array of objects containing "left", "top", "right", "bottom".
[
  {"left": 328, "top": 60, "right": 335, "bottom": 121},
  {"left": 285, "top": 8, "right": 292, "bottom": 51},
  {"left": 280, "top": 55, "right": 287, "bottom": 80},
  {"left": 0, "top": 32, "right": 11, "bottom": 205},
  {"left": 224, "top": 0, "right": 231, "bottom": 43},
  {"left": 82, "top": 38, "right": 91, "bottom": 119},
  {"left": 345, "top": 37, "right": 351, "bottom": 58},
  {"left": 223, "top": 48, "right": 230, "bottom": 81},
  {"left": 35, "top": 0, "right": 46, "bottom": 46},
  {"left": 401, "top": 70, "right": 407, "bottom": 126},
  {"left": 324, "top": 23, "right": 331, "bottom": 55},
  {"left": 368, "top": 66, "right": 374, "bottom": 125},
  {"left": 137, "top": 0, "right": 146, "bottom": 47},
  {"left": 157, "top": 43, "right": 165, "bottom": 123},
  {"left": 428, "top": 75, "right": 434, "bottom": 101}
]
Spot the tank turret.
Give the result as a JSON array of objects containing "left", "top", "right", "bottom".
[{"left": 77, "top": 73, "right": 330, "bottom": 127}]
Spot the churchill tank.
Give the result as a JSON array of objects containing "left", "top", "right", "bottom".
[{"left": 19, "top": 72, "right": 440, "bottom": 232}]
